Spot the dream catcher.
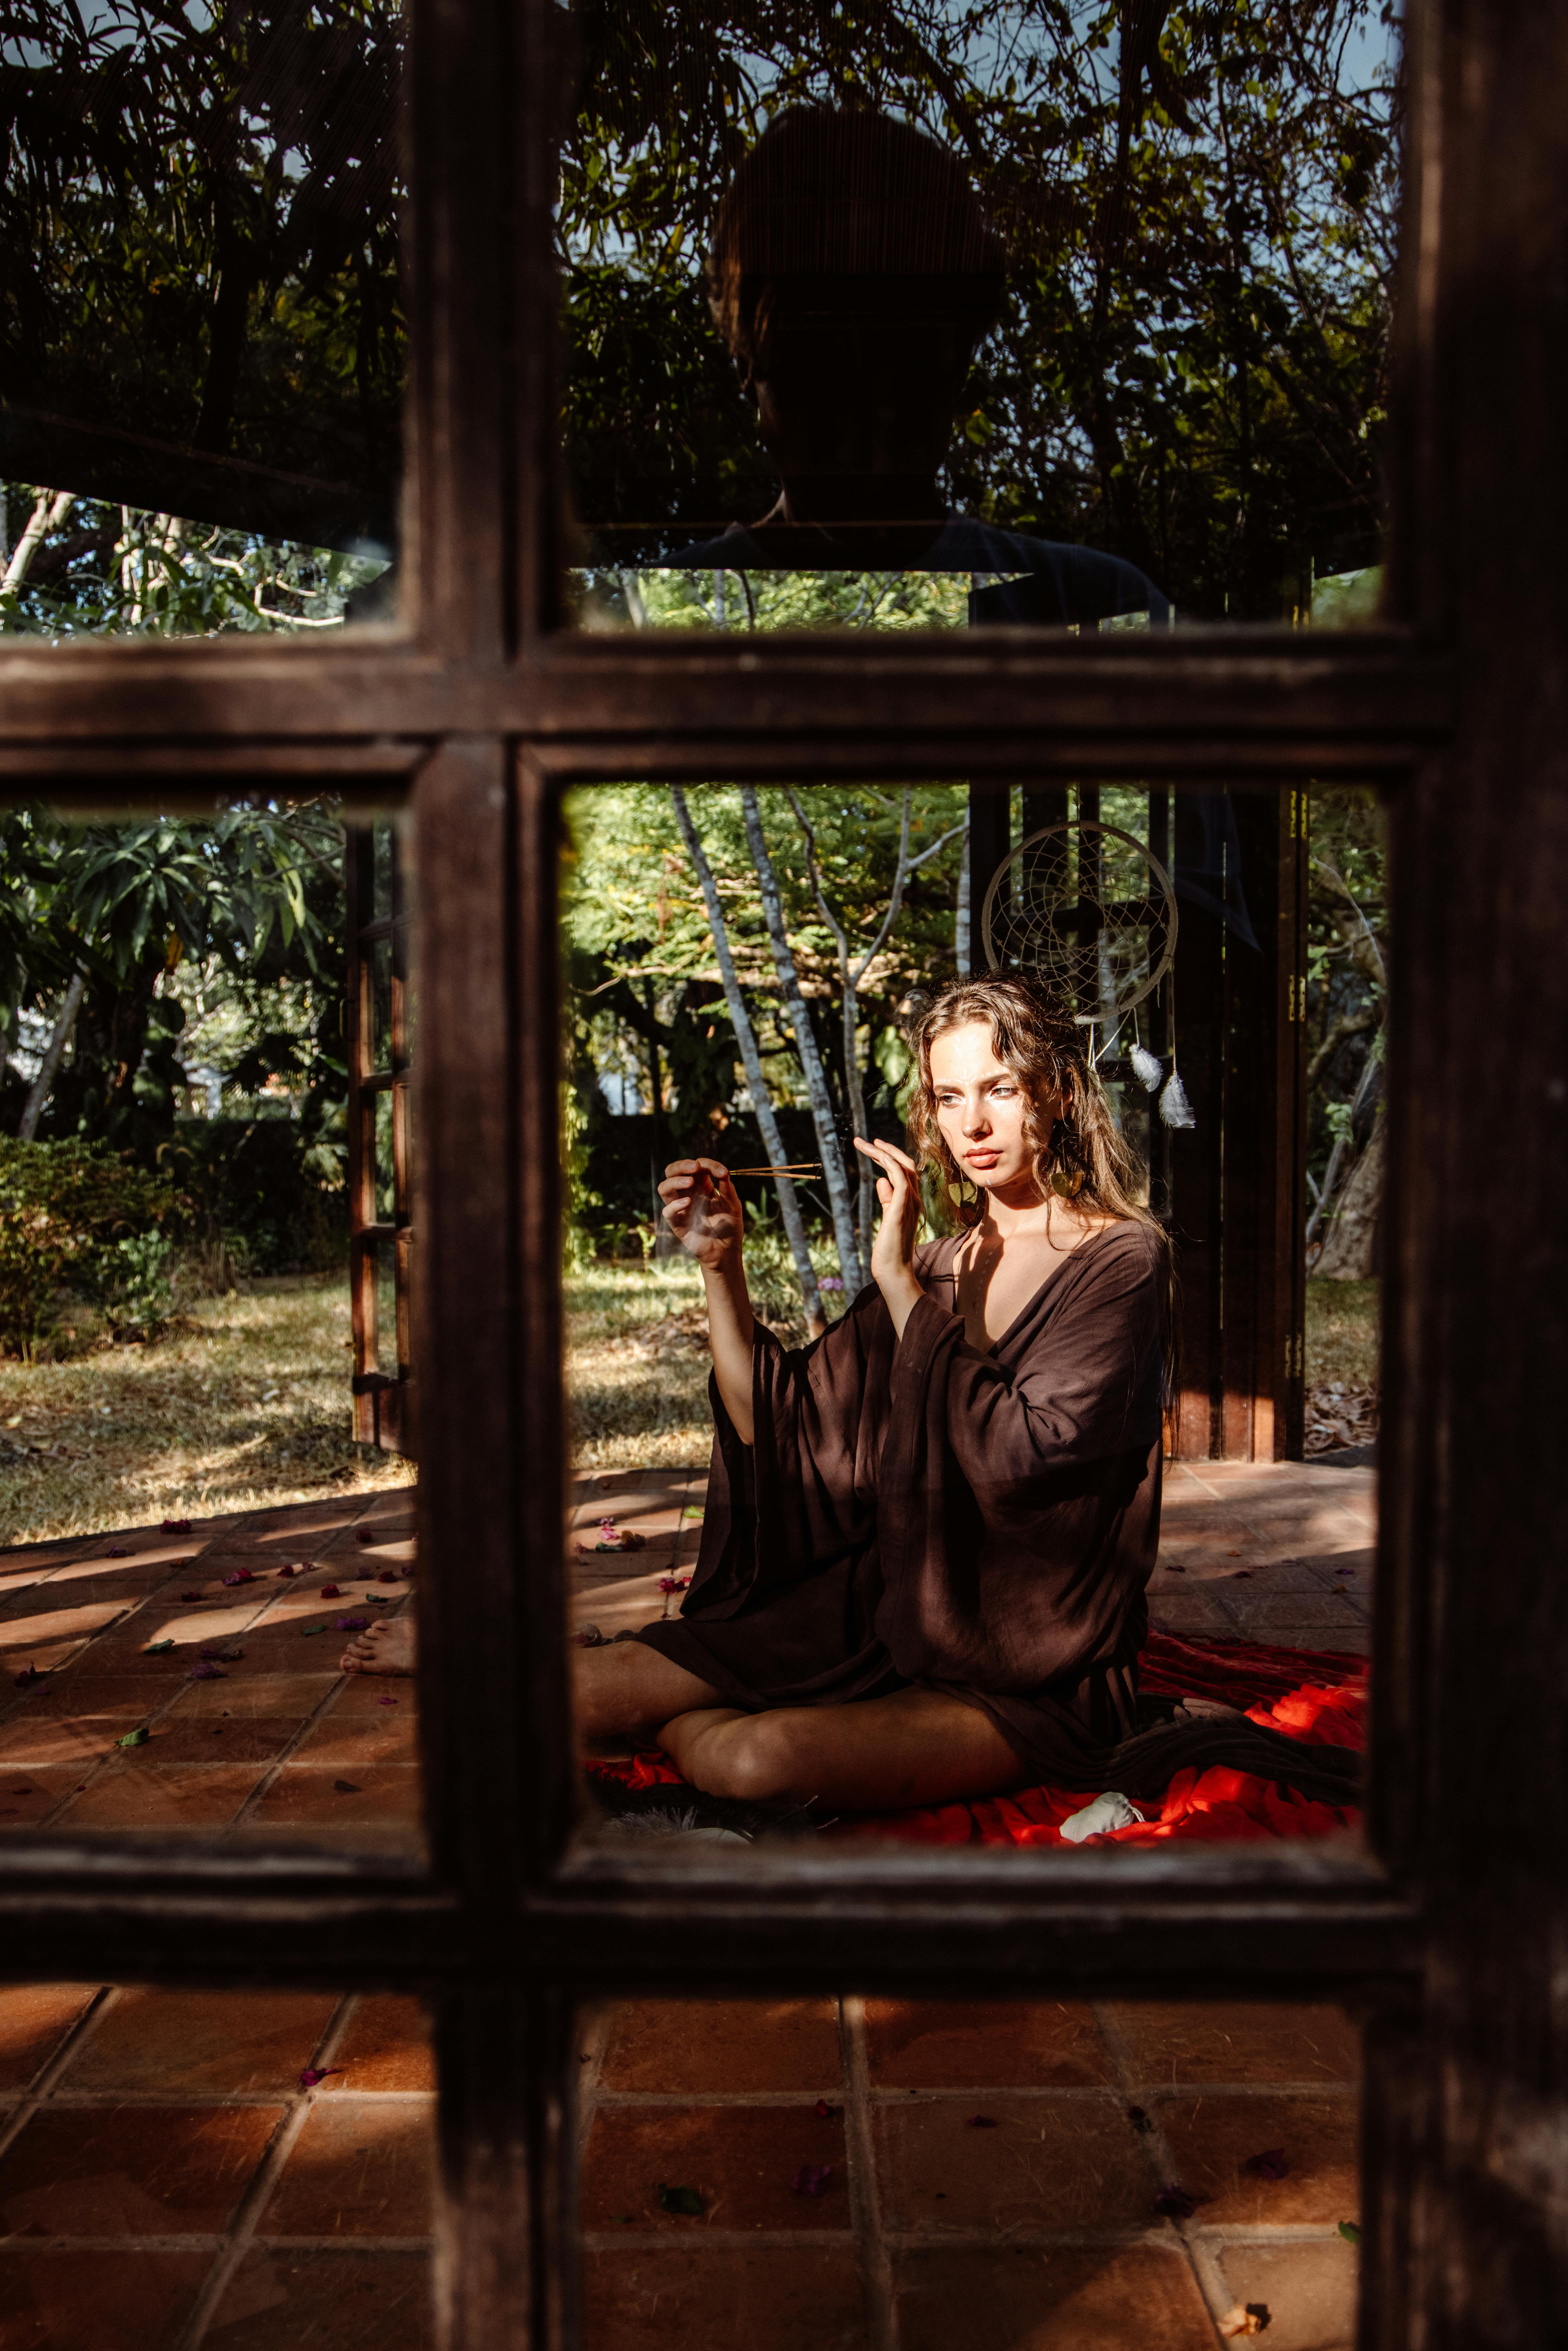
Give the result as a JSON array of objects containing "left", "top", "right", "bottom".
[{"left": 979, "top": 821, "right": 1194, "bottom": 1126}]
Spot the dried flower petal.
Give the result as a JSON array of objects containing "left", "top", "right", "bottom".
[
  {"left": 12, "top": 1666, "right": 41, "bottom": 1688},
  {"left": 277, "top": 1566, "right": 300, "bottom": 1579},
  {"left": 299, "top": 2066, "right": 343, "bottom": 2089},
  {"left": 332, "top": 1778, "right": 361, "bottom": 1794},
  {"left": 791, "top": 2165, "right": 834, "bottom": 2197},
  {"left": 814, "top": 2099, "right": 840, "bottom": 2120},
  {"left": 355, "top": 1528, "right": 375, "bottom": 1543},
  {"left": 1246, "top": 2149, "right": 1289, "bottom": 2180},
  {"left": 966, "top": 2115, "right": 1000, "bottom": 2129},
  {"left": 1155, "top": 2185, "right": 1199, "bottom": 2218},
  {"left": 657, "top": 2183, "right": 704, "bottom": 2215},
  {"left": 142, "top": 1640, "right": 175, "bottom": 1655},
  {"left": 179, "top": 1591, "right": 205, "bottom": 1603},
  {"left": 106, "top": 1547, "right": 129, "bottom": 1558},
  {"left": 200, "top": 1647, "right": 244, "bottom": 1663},
  {"left": 657, "top": 1576, "right": 681, "bottom": 1594},
  {"left": 1338, "top": 2220, "right": 1361, "bottom": 2245},
  {"left": 335, "top": 1615, "right": 369, "bottom": 1631},
  {"left": 117, "top": 1726, "right": 150, "bottom": 1748},
  {"left": 188, "top": 1662, "right": 226, "bottom": 1680},
  {"left": 377, "top": 1696, "right": 399, "bottom": 1707},
  {"left": 221, "top": 1569, "right": 254, "bottom": 1587},
  {"left": 161, "top": 1518, "right": 192, "bottom": 1532},
  {"left": 319, "top": 1584, "right": 342, "bottom": 1599},
  {"left": 1127, "top": 2107, "right": 1153, "bottom": 2134},
  {"left": 377, "top": 1569, "right": 398, "bottom": 1583}
]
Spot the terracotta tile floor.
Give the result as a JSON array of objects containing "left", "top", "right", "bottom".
[
  {"left": 0, "top": 1494, "right": 421, "bottom": 1857},
  {"left": 0, "top": 1453, "right": 1372, "bottom": 2344},
  {"left": 576, "top": 1994, "right": 1363, "bottom": 2351},
  {"left": 0, "top": 1986, "right": 1359, "bottom": 2349}
]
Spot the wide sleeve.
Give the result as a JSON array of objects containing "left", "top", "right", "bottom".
[{"left": 678, "top": 1282, "right": 897, "bottom": 1620}]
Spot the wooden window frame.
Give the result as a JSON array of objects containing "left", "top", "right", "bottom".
[{"left": 0, "top": 2, "right": 1559, "bottom": 2341}]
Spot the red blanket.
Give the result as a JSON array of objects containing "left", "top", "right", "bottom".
[{"left": 587, "top": 1630, "right": 1367, "bottom": 1847}]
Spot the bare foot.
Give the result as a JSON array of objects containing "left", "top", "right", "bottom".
[{"left": 341, "top": 1615, "right": 416, "bottom": 1676}]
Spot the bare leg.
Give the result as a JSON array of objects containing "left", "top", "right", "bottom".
[
  {"left": 657, "top": 1686, "right": 1029, "bottom": 1812},
  {"left": 574, "top": 1635, "right": 724, "bottom": 1743}
]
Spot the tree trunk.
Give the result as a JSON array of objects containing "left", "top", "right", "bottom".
[
  {"left": 1315, "top": 1111, "right": 1384, "bottom": 1279},
  {"left": 739, "top": 788, "right": 862, "bottom": 1298},
  {"left": 18, "top": 971, "right": 86, "bottom": 1139},
  {"left": 3, "top": 489, "right": 74, "bottom": 596},
  {"left": 668, "top": 787, "right": 825, "bottom": 1333}
]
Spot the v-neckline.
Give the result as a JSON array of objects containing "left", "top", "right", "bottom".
[{"left": 938, "top": 1220, "right": 1125, "bottom": 1358}]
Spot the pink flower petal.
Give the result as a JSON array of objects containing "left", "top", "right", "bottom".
[
  {"left": 161, "top": 1518, "right": 192, "bottom": 1532},
  {"left": 814, "top": 2099, "right": 840, "bottom": 2120},
  {"left": 179, "top": 1591, "right": 205, "bottom": 1602},
  {"left": 376, "top": 1569, "right": 398, "bottom": 1583},
  {"left": 355, "top": 1528, "right": 375, "bottom": 1543},
  {"left": 221, "top": 1569, "right": 254, "bottom": 1587},
  {"left": 13, "top": 1666, "right": 42, "bottom": 1688},
  {"left": 377, "top": 1697, "right": 399, "bottom": 1707},
  {"left": 105, "top": 1547, "right": 130, "bottom": 1558},
  {"left": 188, "top": 1662, "right": 226, "bottom": 1680},
  {"left": 299, "top": 2066, "right": 343, "bottom": 2089},
  {"left": 791, "top": 2164, "right": 834, "bottom": 2197},
  {"left": 319, "top": 1584, "right": 342, "bottom": 1599},
  {"left": 335, "top": 1615, "right": 369, "bottom": 1631},
  {"left": 1245, "top": 2148, "right": 1290, "bottom": 2180}
]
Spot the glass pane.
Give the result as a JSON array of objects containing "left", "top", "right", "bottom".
[
  {"left": 562, "top": 4, "right": 1399, "bottom": 630},
  {"left": 0, "top": 1982, "right": 438, "bottom": 2321},
  {"left": 0, "top": 0, "right": 404, "bottom": 638},
  {"left": 562, "top": 779, "right": 1370, "bottom": 1855},
  {"left": 578, "top": 1994, "right": 1362, "bottom": 2345},
  {"left": 0, "top": 798, "right": 420, "bottom": 1860}
]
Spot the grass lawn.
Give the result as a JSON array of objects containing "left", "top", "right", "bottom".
[
  {"left": 0, "top": 1274, "right": 415, "bottom": 1547},
  {"left": 1305, "top": 1277, "right": 1380, "bottom": 1392},
  {"left": 565, "top": 1253, "right": 818, "bottom": 1474}
]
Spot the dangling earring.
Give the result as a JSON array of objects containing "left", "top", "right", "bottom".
[
  {"left": 946, "top": 1168, "right": 982, "bottom": 1228},
  {"left": 1049, "top": 1118, "right": 1085, "bottom": 1201}
]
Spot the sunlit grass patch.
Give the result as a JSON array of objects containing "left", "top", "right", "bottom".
[{"left": 0, "top": 1274, "right": 415, "bottom": 1547}]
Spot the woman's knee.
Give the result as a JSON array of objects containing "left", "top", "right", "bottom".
[{"left": 684, "top": 1710, "right": 810, "bottom": 1802}]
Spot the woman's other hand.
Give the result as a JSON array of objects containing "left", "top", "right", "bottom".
[
  {"left": 853, "top": 1135, "right": 923, "bottom": 1337},
  {"left": 658, "top": 1158, "right": 743, "bottom": 1269}
]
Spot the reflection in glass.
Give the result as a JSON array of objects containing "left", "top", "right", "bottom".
[
  {"left": 577, "top": 1994, "right": 1362, "bottom": 2345},
  {"left": 0, "top": 802, "right": 419, "bottom": 1856},
  {"left": 564, "top": 783, "right": 1369, "bottom": 1850},
  {"left": 1, "top": 0, "right": 404, "bottom": 636},
  {"left": 566, "top": 2, "right": 1399, "bottom": 627}
]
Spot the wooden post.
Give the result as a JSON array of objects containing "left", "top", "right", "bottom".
[{"left": 1167, "top": 787, "right": 1307, "bottom": 1459}]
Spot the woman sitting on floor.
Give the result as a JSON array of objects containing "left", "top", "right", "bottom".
[{"left": 343, "top": 973, "right": 1355, "bottom": 1819}]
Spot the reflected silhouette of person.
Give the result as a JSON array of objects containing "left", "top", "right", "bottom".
[{"left": 675, "top": 106, "right": 1169, "bottom": 625}]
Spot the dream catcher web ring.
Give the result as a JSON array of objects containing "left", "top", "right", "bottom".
[{"left": 979, "top": 821, "right": 1178, "bottom": 1029}]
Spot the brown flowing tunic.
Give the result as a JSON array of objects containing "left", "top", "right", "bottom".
[{"left": 638, "top": 1224, "right": 1358, "bottom": 1804}]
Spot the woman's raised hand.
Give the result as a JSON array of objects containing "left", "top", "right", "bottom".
[
  {"left": 658, "top": 1158, "right": 743, "bottom": 1268},
  {"left": 853, "top": 1135, "right": 923, "bottom": 1323}
]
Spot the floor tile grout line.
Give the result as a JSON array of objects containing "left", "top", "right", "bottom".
[
  {"left": 42, "top": 2086, "right": 437, "bottom": 2109},
  {"left": 1092, "top": 2001, "right": 1235, "bottom": 2341},
  {"left": 175, "top": 1991, "right": 361, "bottom": 2351},
  {"left": 0, "top": 2232, "right": 437, "bottom": 2254},
  {"left": 585, "top": 2079, "right": 1360, "bottom": 2108},
  {"left": 0, "top": 1985, "right": 119, "bottom": 2167},
  {"left": 839, "top": 1996, "right": 897, "bottom": 2351}
]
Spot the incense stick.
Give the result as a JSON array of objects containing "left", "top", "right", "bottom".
[{"left": 723, "top": 1162, "right": 823, "bottom": 1178}]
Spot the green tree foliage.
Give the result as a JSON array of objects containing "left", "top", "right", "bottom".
[
  {"left": 0, "top": 800, "right": 348, "bottom": 1166},
  {"left": 0, "top": 1136, "right": 173, "bottom": 1357},
  {"left": 0, "top": 0, "right": 403, "bottom": 504},
  {"left": 563, "top": 780, "right": 968, "bottom": 1237},
  {"left": 563, "top": 0, "right": 1399, "bottom": 613}
]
